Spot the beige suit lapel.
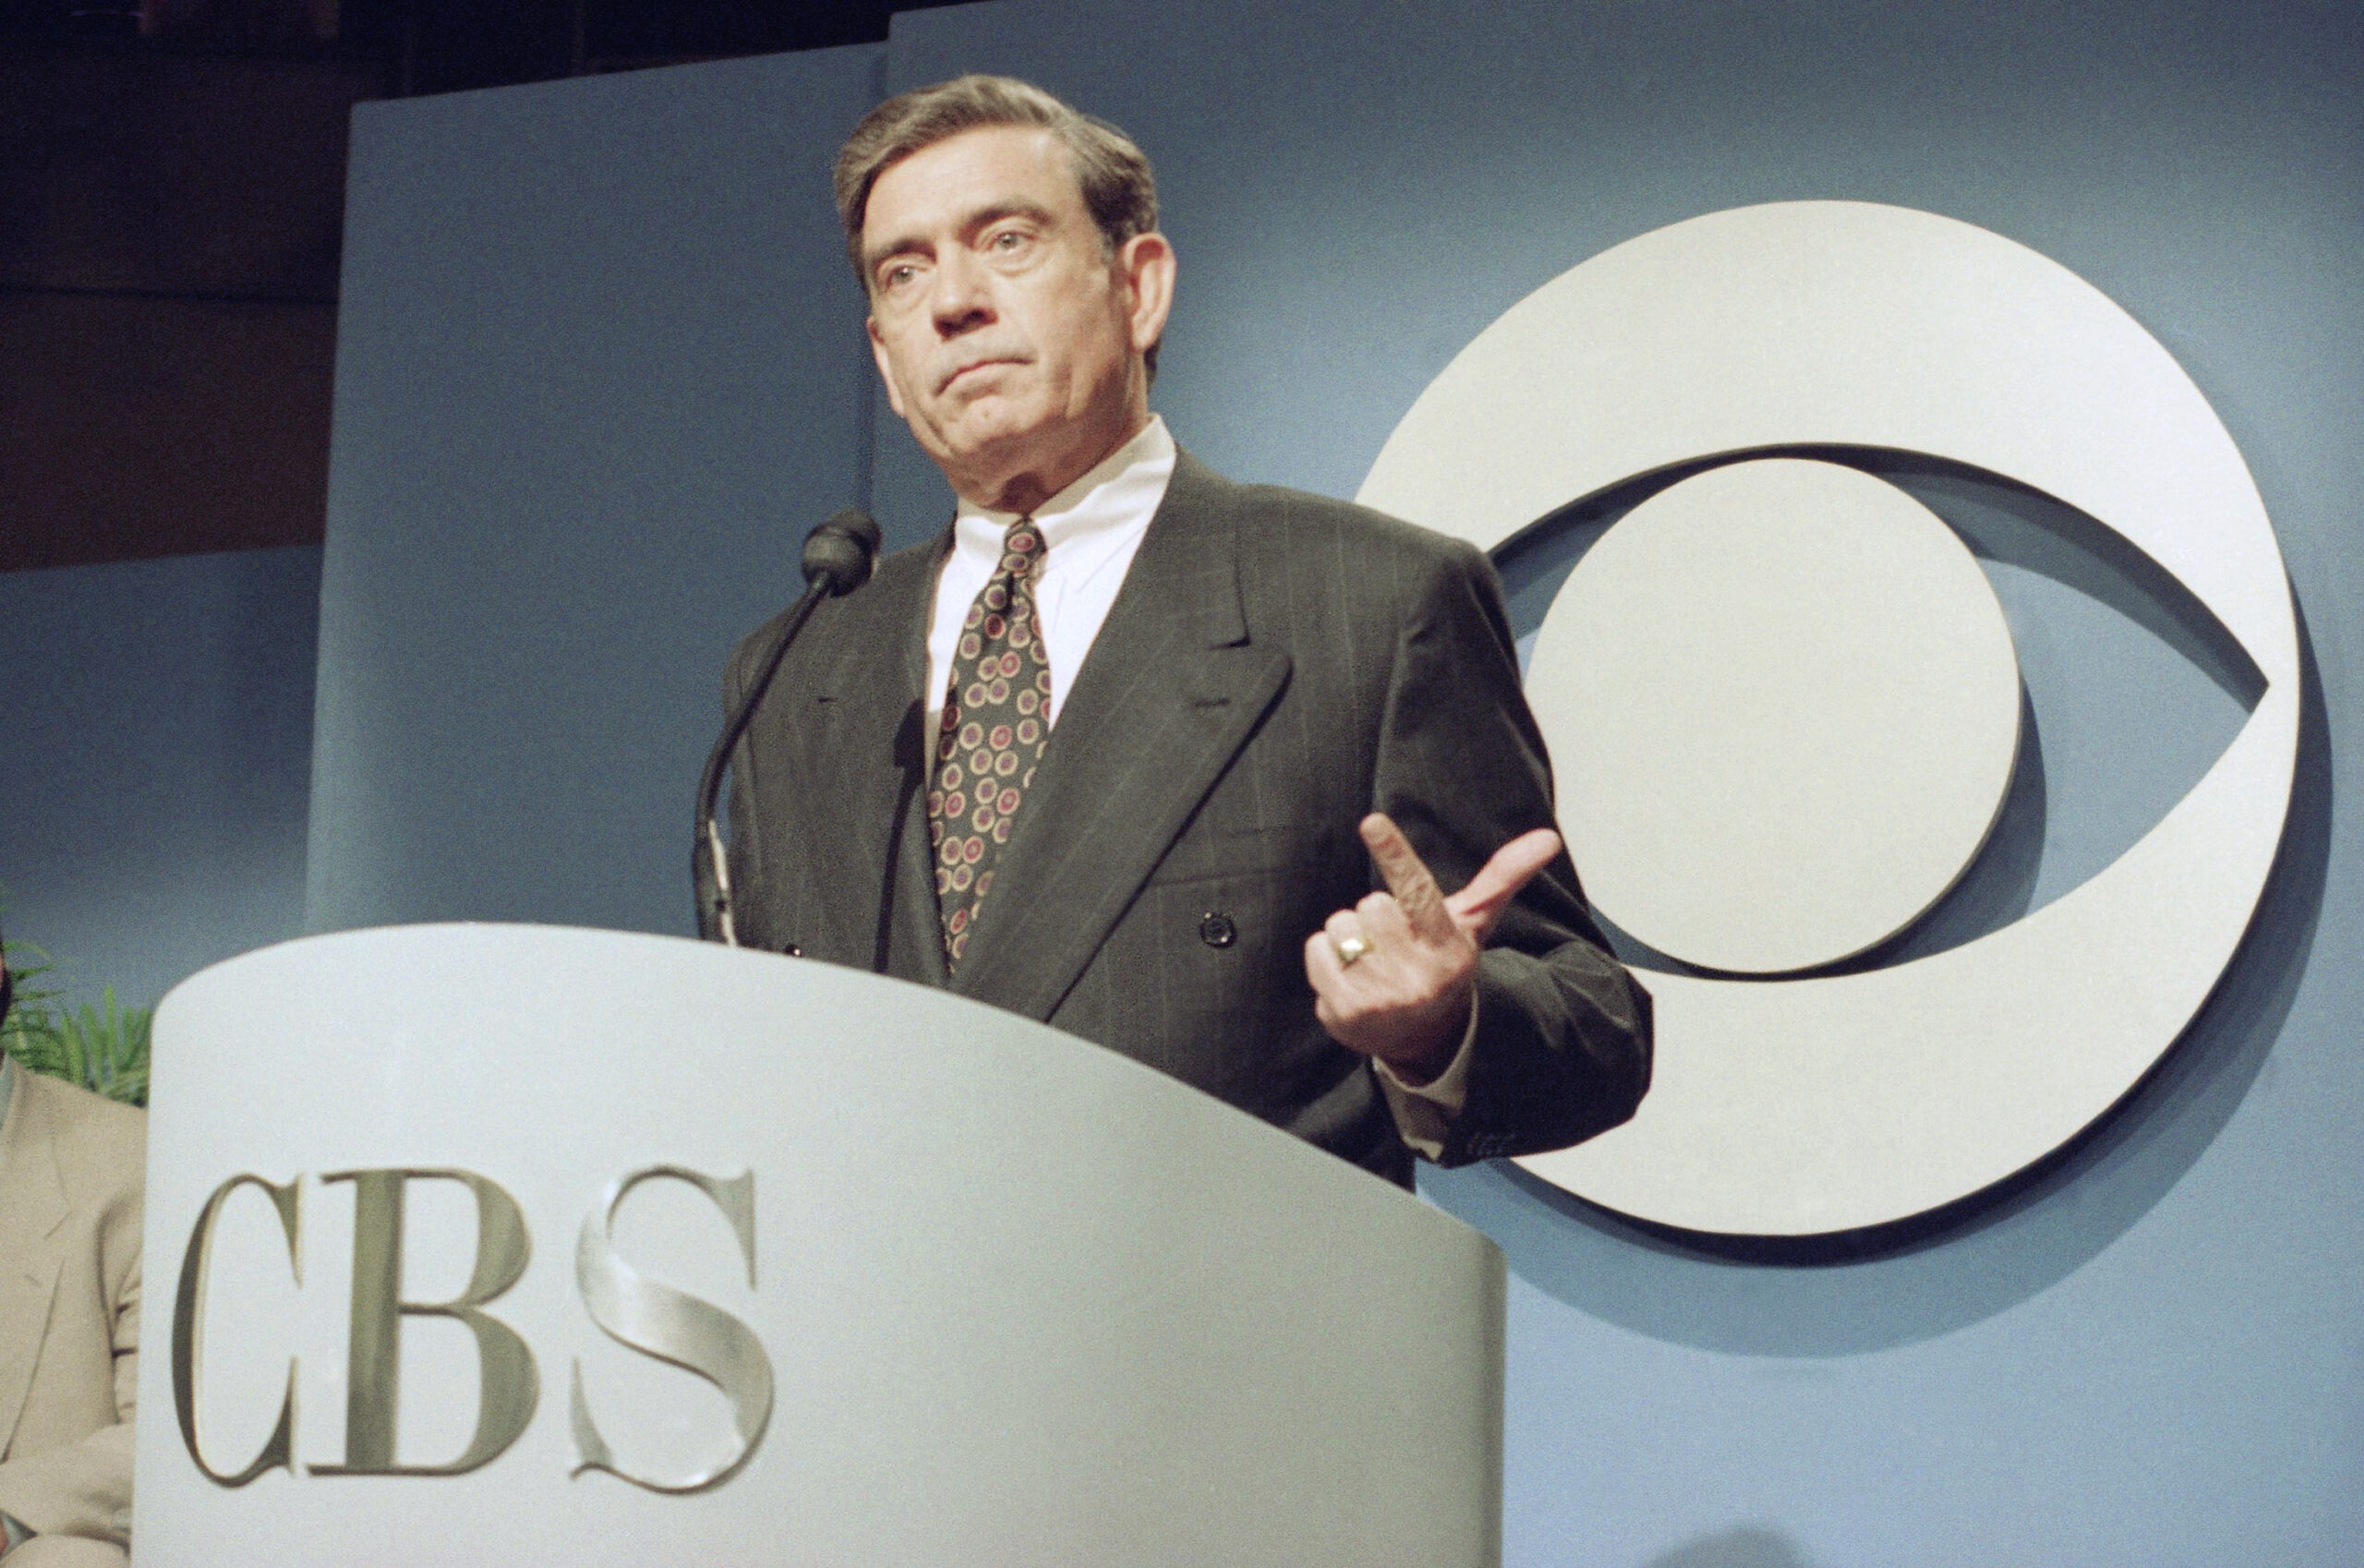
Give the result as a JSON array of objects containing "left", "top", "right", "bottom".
[{"left": 0, "top": 1060, "right": 68, "bottom": 1457}]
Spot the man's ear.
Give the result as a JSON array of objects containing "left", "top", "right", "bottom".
[
  {"left": 865, "top": 315, "right": 908, "bottom": 418},
  {"left": 1117, "top": 231, "right": 1176, "bottom": 357}
]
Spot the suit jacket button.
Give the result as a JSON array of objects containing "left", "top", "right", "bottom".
[{"left": 1199, "top": 912, "right": 1236, "bottom": 948}]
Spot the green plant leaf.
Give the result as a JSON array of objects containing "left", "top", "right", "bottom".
[
  {"left": 3, "top": 916, "right": 152, "bottom": 1106},
  {"left": 4, "top": 984, "right": 151, "bottom": 1108}
]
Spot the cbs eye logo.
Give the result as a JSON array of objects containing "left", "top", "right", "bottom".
[{"left": 1361, "top": 200, "right": 2298, "bottom": 1239}]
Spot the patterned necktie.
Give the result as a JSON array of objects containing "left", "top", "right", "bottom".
[{"left": 931, "top": 518, "right": 1053, "bottom": 969}]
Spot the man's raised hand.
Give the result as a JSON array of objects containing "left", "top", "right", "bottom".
[{"left": 1303, "top": 814, "right": 1562, "bottom": 1083}]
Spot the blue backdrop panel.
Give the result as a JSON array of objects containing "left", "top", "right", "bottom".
[
  {"left": 0, "top": 547, "right": 319, "bottom": 1010},
  {"left": 300, "top": 1, "right": 2363, "bottom": 1562},
  {"left": 877, "top": 2, "right": 2363, "bottom": 1564},
  {"left": 307, "top": 45, "right": 885, "bottom": 936}
]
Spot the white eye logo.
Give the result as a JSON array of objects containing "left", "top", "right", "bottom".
[{"left": 1360, "top": 201, "right": 2298, "bottom": 1238}]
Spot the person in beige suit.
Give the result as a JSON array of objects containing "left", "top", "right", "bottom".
[{"left": 0, "top": 946, "right": 141, "bottom": 1567}]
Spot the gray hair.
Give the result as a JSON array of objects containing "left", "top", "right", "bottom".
[{"left": 835, "top": 74, "right": 1163, "bottom": 371}]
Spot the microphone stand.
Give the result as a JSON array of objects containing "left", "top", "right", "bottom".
[{"left": 694, "top": 510, "right": 881, "bottom": 945}]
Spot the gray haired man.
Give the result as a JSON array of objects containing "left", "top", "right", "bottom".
[{"left": 723, "top": 76, "right": 1650, "bottom": 1187}]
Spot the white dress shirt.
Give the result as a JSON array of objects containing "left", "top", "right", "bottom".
[
  {"left": 925, "top": 415, "right": 1176, "bottom": 730},
  {"left": 923, "top": 415, "right": 1472, "bottom": 1153}
]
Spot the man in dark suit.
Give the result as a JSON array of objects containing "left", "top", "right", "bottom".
[{"left": 724, "top": 75, "right": 1648, "bottom": 1188}]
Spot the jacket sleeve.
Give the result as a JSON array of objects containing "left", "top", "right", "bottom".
[
  {"left": 1369, "top": 538, "right": 1652, "bottom": 1165},
  {"left": 0, "top": 1170, "right": 139, "bottom": 1547}
]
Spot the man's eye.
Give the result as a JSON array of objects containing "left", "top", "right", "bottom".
[
  {"left": 879, "top": 261, "right": 921, "bottom": 292},
  {"left": 989, "top": 229, "right": 1031, "bottom": 254}
]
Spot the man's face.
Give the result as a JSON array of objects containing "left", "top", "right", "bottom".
[{"left": 861, "top": 125, "right": 1172, "bottom": 510}]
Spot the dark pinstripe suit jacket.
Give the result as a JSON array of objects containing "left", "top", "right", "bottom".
[{"left": 723, "top": 451, "right": 1650, "bottom": 1187}]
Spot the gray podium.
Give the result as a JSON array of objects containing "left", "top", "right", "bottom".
[{"left": 135, "top": 924, "right": 1506, "bottom": 1565}]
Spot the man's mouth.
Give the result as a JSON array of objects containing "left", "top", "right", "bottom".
[{"left": 940, "top": 357, "right": 1020, "bottom": 393}]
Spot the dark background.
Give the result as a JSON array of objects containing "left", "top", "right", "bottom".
[{"left": 0, "top": 0, "right": 959, "bottom": 573}]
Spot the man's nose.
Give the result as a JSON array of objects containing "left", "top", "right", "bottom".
[{"left": 930, "top": 248, "right": 995, "bottom": 335}]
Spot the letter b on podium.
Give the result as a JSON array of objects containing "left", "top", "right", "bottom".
[{"left": 310, "top": 1168, "right": 539, "bottom": 1477}]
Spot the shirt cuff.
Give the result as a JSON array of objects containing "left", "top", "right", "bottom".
[{"left": 1373, "top": 988, "right": 1479, "bottom": 1161}]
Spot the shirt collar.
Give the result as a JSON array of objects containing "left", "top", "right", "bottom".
[{"left": 953, "top": 416, "right": 1176, "bottom": 549}]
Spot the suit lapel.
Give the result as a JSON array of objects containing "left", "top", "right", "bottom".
[
  {"left": 0, "top": 1063, "right": 67, "bottom": 1456},
  {"left": 811, "top": 541, "right": 949, "bottom": 986},
  {"left": 950, "top": 454, "right": 1291, "bottom": 1019}
]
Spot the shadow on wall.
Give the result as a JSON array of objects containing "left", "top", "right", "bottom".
[
  {"left": 1426, "top": 583, "right": 2332, "bottom": 1355},
  {"left": 1644, "top": 1528, "right": 1818, "bottom": 1568}
]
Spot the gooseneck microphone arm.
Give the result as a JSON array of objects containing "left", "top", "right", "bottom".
[{"left": 694, "top": 509, "right": 882, "bottom": 945}]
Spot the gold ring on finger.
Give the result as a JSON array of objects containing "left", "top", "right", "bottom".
[{"left": 1333, "top": 934, "right": 1371, "bottom": 966}]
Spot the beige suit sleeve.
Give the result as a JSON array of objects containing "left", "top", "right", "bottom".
[
  {"left": 0, "top": 1421, "right": 133, "bottom": 1546},
  {"left": 5, "top": 1534, "right": 129, "bottom": 1566},
  {"left": 0, "top": 1075, "right": 141, "bottom": 1549},
  {"left": 0, "top": 1256, "right": 136, "bottom": 1547}
]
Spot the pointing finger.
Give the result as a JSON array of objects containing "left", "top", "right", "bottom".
[
  {"left": 1445, "top": 827, "right": 1562, "bottom": 942},
  {"left": 1359, "top": 814, "right": 1455, "bottom": 942}
]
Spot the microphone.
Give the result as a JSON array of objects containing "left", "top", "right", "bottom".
[
  {"left": 802, "top": 510, "right": 882, "bottom": 596},
  {"left": 694, "top": 509, "right": 882, "bottom": 945}
]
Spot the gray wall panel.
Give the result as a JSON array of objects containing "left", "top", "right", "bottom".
[
  {"left": 0, "top": 547, "right": 320, "bottom": 1010},
  {"left": 307, "top": 46, "right": 885, "bottom": 935}
]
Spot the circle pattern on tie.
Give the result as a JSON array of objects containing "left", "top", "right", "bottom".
[{"left": 931, "top": 519, "right": 1054, "bottom": 967}]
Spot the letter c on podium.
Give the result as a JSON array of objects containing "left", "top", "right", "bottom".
[{"left": 172, "top": 1173, "right": 302, "bottom": 1487}]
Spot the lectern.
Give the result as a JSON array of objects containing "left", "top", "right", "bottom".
[{"left": 135, "top": 924, "right": 1506, "bottom": 1565}]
